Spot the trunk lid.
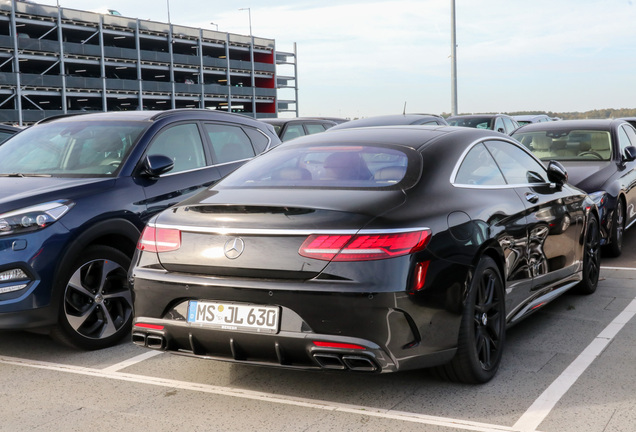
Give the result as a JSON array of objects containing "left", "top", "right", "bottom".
[{"left": 153, "top": 188, "right": 407, "bottom": 278}]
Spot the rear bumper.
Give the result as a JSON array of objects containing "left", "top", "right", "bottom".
[
  {"left": 132, "top": 318, "right": 457, "bottom": 373},
  {"left": 131, "top": 266, "right": 463, "bottom": 373}
]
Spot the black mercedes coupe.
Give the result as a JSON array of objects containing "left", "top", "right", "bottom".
[
  {"left": 513, "top": 119, "right": 636, "bottom": 257},
  {"left": 130, "top": 125, "right": 600, "bottom": 383}
]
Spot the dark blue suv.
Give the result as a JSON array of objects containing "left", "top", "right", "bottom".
[{"left": 0, "top": 109, "right": 280, "bottom": 349}]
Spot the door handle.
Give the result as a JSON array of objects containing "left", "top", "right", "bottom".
[{"left": 525, "top": 192, "right": 539, "bottom": 203}]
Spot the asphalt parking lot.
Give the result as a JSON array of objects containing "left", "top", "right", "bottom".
[{"left": 1, "top": 236, "right": 634, "bottom": 432}]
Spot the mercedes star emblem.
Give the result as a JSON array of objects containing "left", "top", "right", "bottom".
[{"left": 224, "top": 237, "right": 245, "bottom": 259}]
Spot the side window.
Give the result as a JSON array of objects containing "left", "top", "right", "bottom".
[
  {"left": 146, "top": 123, "right": 206, "bottom": 173},
  {"left": 455, "top": 143, "right": 506, "bottom": 186},
  {"left": 619, "top": 125, "right": 636, "bottom": 154},
  {"left": 305, "top": 123, "right": 327, "bottom": 135},
  {"left": 494, "top": 118, "right": 505, "bottom": 133},
  {"left": 281, "top": 124, "right": 305, "bottom": 141},
  {"left": 243, "top": 127, "right": 270, "bottom": 154},
  {"left": 205, "top": 123, "right": 256, "bottom": 164},
  {"left": 0, "top": 131, "right": 13, "bottom": 143},
  {"left": 502, "top": 117, "right": 516, "bottom": 134},
  {"left": 485, "top": 140, "right": 548, "bottom": 184}
]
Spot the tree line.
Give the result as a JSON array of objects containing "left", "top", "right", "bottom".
[{"left": 446, "top": 108, "right": 636, "bottom": 120}]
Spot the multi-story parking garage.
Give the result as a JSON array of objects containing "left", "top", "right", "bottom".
[{"left": 0, "top": 1, "right": 298, "bottom": 124}]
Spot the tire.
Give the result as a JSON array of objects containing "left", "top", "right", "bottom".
[
  {"left": 604, "top": 200, "right": 624, "bottom": 258},
  {"left": 576, "top": 213, "right": 601, "bottom": 295},
  {"left": 440, "top": 256, "right": 506, "bottom": 384},
  {"left": 51, "top": 245, "right": 133, "bottom": 350}
]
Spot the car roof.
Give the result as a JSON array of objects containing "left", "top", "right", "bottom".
[
  {"left": 513, "top": 115, "right": 549, "bottom": 121},
  {"left": 447, "top": 114, "right": 510, "bottom": 120},
  {"left": 36, "top": 109, "right": 266, "bottom": 126},
  {"left": 329, "top": 114, "right": 446, "bottom": 130},
  {"left": 514, "top": 119, "right": 623, "bottom": 132},
  {"left": 261, "top": 117, "right": 337, "bottom": 125},
  {"left": 280, "top": 124, "right": 509, "bottom": 151},
  {"left": 0, "top": 123, "right": 21, "bottom": 132}
]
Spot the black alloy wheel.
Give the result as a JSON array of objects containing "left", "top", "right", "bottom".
[
  {"left": 605, "top": 200, "right": 624, "bottom": 258},
  {"left": 51, "top": 245, "right": 133, "bottom": 350},
  {"left": 441, "top": 256, "right": 506, "bottom": 384},
  {"left": 576, "top": 214, "right": 601, "bottom": 295}
]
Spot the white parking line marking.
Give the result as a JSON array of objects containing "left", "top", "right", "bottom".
[
  {"left": 513, "top": 297, "right": 636, "bottom": 432},
  {"left": 599, "top": 266, "right": 636, "bottom": 271},
  {"left": 0, "top": 354, "right": 525, "bottom": 432},
  {"left": 101, "top": 350, "right": 163, "bottom": 373}
]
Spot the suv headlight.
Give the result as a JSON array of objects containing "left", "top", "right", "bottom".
[{"left": 0, "top": 200, "right": 74, "bottom": 236}]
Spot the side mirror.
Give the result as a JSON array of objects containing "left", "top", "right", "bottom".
[
  {"left": 623, "top": 146, "right": 636, "bottom": 162},
  {"left": 142, "top": 154, "right": 174, "bottom": 178},
  {"left": 547, "top": 160, "right": 568, "bottom": 185},
  {"left": 497, "top": 128, "right": 505, "bottom": 134}
]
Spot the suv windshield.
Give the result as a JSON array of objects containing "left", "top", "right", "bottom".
[
  {"left": 219, "top": 144, "right": 417, "bottom": 189},
  {"left": 513, "top": 130, "right": 612, "bottom": 161},
  {"left": 0, "top": 120, "right": 147, "bottom": 177}
]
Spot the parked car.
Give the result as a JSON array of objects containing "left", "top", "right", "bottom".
[
  {"left": 309, "top": 117, "right": 349, "bottom": 125},
  {"left": 261, "top": 117, "right": 337, "bottom": 142},
  {"left": 0, "top": 124, "right": 21, "bottom": 144},
  {"left": 328, "top": 114, "right": 448, "bottom": 131},
  {"left": 513, "top": 114, "right": 552, "bottom": 126},
  {"left": 618, "top": 117, "right": 636, "bottom": 129},
  {"left": 130, "top": 125, "right": 600, "bottom": 384},
  {"left": 513, "top": 119, "right": 636, "bottom": 257},
  {"left": 0, "top": 109, "right": 280, "bottom": 350},
  {"left": 446, "top": 114, "right": 520, "bottom": 135}
]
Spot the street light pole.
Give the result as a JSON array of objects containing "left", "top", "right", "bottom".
[
  {"left": 166, "top": 0, "right": 171, "bottom": 23},
  {"left": 210, "top": 22, "right": 218, "bottom": 31},
  {"left": 450, "top": 0, "right": 458, "bottom": 116},
  {"left": 239, "top": 8, "right": 252, "bottom": 37},
  {"left": 239, "top": 8, "right": 256, "bottom": 118}
]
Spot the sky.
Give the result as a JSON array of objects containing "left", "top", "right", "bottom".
[{"left": 32, "top": 0, "right": 636, "bottom": 118}]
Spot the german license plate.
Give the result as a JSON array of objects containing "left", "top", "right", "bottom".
[{"left": 187, "top": 301, "right": 279, "bottom": 333}]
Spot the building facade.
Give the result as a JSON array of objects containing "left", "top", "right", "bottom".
[{"left": 0, "top": 1, "right": 298, "bottom": 124}]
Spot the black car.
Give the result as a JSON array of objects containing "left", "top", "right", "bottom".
[
  {"left": 130, "top": 126, "right": 600, "bottom": 383},
  {"left": 261, "top": 117, "right": 337, "bottom": 141},
  {"left": 513, "top": 119, "right": 636, "bottom": 257},
  {"left": 328, "top": 114, "right": 448, "bottom": 130},
  {"left": 618, "top": 117, "right": 636, "bottom": 130},
  {"left": 447, "top": 114, "right": 520, "bottom": 135},
  {"left": 0, "top": 109, "right": 280, "bottom": 349},
  {"left": 0, "top": 124, "right": 21, "bottom": 144}
]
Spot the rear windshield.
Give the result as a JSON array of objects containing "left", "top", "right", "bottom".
[
  {"left": 219, "top": 144, "right": 418, "bottom": 189},
  {"left": 513, "top": 129, "right": 612, "bottom": 161},
  {"left": 0, "top": 120, "right": 147, "bottom": 177},
  {"left": 447, "top": 117, "right": 493, "bottom": 129}
]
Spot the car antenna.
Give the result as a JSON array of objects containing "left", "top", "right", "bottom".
[{"left": 402, "top": 102, "right": 407, "bottom": 115}]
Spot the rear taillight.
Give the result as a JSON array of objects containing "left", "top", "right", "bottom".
[
  {"left": 137, "top": 226, "right": 181, "bottom": 253},
  {"left": 299, "top": 229, "right": 431, "bottom": 261}
]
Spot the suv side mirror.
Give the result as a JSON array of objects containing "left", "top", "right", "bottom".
[
  {"left": 142, "top": 154, "right": 174, "bottom": 178},
  {"left": 547, "top": 160, "right": 568, "bottom": 185},
  {"left": 623, "top": 146, "right": 636, "bottom": 162}
]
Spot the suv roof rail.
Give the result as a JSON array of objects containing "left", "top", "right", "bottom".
[
  {"left": 35, "top": 112, "right": 90, "bottom": 125},
  {"left": 150, "top": 108, "right": 255, "bottom": 122}
]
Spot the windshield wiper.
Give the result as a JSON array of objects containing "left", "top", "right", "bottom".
[{"left": 0, "top": 173, "right": 52, "bottom": 177}]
